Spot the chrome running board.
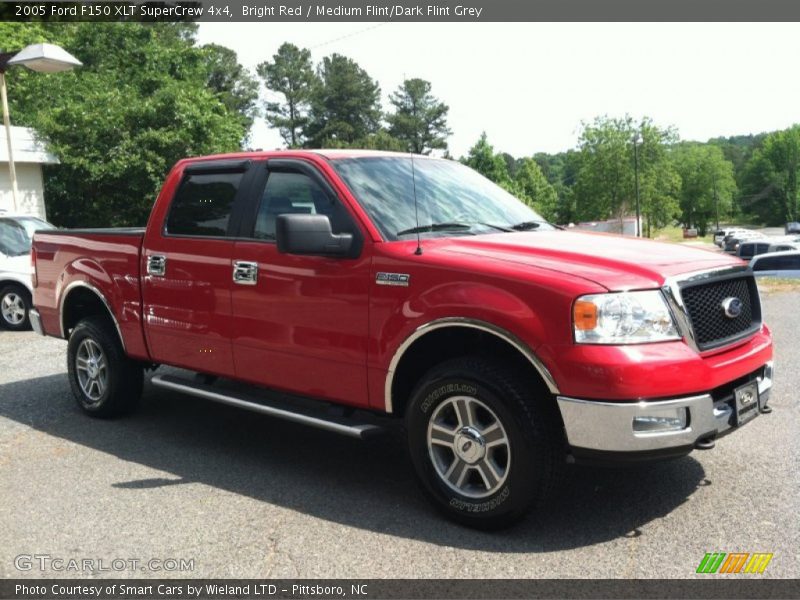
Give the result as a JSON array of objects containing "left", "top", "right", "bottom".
[{"left": 150, "top": 374, "right": 383, "bottom": 440}]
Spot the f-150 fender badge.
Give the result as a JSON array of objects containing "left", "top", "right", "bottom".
[{"left": 376, "top": 272, "right": 410, "bottom": 287}]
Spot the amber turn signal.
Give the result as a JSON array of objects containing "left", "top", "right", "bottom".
[{"left": 573, "top": 300, "right": 598, "bottom": 331}]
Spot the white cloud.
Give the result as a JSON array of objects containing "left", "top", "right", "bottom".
[{"left": 197, "top": 22, "right": 800, "bottom": 157}]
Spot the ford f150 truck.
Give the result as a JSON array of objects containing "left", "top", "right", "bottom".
[{"left": 30, "top": 150, "right": 774, "bottom": 528}]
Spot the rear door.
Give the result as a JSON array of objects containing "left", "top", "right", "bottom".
[
  {"left": 229, "top": 159, "right": 372, "bottom": 407},
  {"left": 141, "top": 160, "right": 255, "bottom": 376}
]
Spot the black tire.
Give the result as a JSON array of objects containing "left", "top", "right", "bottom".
[
  {"left": 406, "top": 356, "right": 565, "bottom": 529},
  {"left": 67, "top": 316, "right": 143, "bottom": 418},
  {"left": 0, "top": 284, "right": 31, "bottom": 331}
]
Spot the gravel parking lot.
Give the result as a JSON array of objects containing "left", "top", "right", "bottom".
[{"left": 0, "top": 290, "right": 797, "bottom": 579}]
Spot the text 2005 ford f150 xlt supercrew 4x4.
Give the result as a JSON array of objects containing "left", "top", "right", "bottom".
[{"left": 30, "top": 150, "right": 774, "bottom": 528}]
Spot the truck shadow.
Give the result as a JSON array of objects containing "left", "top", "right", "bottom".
[{"left": 0, "top": 372, "right": 707, "bottom": 553}]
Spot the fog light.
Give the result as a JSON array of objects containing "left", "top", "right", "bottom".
[{"left": 633, "top": 408, "right": 688, "bottom": 433}]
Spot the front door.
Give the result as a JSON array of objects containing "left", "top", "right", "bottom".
[{"left": 230, "top": 159, "right": 372, "bottom": 407}]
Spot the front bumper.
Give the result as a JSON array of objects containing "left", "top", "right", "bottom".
[
  {"left": 558, "top": 361, "right": 773, "bottom": 462},
  {"left": 29, "top": 308, "right": 45, "bottom": 336}
]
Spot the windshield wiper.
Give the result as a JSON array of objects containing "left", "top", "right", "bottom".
[
  {"left": 474, "top": 222, "right": 514, "bottom": 232},
  {"left": 509, "top": 220, "right": 549, "bottom": 231},
  {"left": 396, "top": 222, "right": 475, "bottom": 236}
]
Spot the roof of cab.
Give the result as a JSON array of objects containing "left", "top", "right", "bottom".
[{"left": 179, "top": 149, "right": 434, "bottom": 165}]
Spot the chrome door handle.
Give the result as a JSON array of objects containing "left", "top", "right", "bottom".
[
  {"left": 147, "top": 255, "right": 166, "bottom": 277},
  {"left": 233, "top": 261, "right": 258, "bottom": 285}
]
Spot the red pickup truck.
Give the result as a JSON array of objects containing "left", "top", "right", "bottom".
[{"left": 30, "top": 150, "right": 774, "bottom": 528}]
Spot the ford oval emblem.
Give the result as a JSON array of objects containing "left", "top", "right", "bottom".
[{"left": 721, "top": 296, "right": 743, "bottom": 319}]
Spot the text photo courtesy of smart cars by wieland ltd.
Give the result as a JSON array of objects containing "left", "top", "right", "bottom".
[{"left": 0, "top": 3, "right": 799, "bottom": 599}]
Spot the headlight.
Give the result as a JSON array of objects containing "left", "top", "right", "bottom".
[{"left": 573, "top": 291, "right": 680, "bottom": 344}]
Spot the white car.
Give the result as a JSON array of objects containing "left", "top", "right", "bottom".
[
  {"left": 714, "top": 227, "right": 748, "bottom": 247},
  {"left": 749, "top": 250, "right": 800, "bottom": 278},
  {"left": 767, "top": 241, "right": 800, "bottom": 253},
  {"left": 0, "top": 215, "right": 55, "bottom": 330}
]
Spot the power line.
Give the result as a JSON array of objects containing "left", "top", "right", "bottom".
[{"left": 309, "top": 23, "right": 390, "bottom": 50}]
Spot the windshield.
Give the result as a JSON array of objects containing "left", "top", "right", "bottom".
[
  {"left": 331, "top": 156, "right": 555, "bottom": 241},
  {"left": 0, "top": 217, "right": 54, "bottom": 256}
]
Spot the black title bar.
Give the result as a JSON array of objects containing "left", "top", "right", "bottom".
[
  {"left": 3, "top": 0, "right": 800, "bottom": 22},
  {"left": 2, "top": 579, "right": 800, "bottom": 600}
]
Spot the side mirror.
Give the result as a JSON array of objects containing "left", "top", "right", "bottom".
[{"left": 276, "top": 214, "right": 354, "bottom": 258}]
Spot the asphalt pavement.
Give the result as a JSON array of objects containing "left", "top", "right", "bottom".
[{"left": 0, "top": 290, "right": 797, "bottom": 579}]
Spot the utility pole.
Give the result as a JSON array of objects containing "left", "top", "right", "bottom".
[
  {"left": 0, "top": 54, "right": 20, "bottom": 212},
  {"left": 712, "top": 173, "right": 719, "bottom": 231},
  {"left": 633, "top": 132, "right": 641, "bottom": 237}
]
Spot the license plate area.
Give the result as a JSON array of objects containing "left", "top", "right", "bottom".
[{"left": 734, "top": 382, "right": 759, "bottom": 426}]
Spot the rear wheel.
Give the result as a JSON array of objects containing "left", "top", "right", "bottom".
[
  {"left": 67, "top": 316, "right": 143, "bottom": 418},
  {"left": 406, "top": 356, "right": 565, "bottom": 529},
  {"left": 0, "top": 284, "right": 31, "bottom": 331}
]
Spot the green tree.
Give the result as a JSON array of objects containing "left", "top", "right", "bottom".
[
  {"left": 636, "top": 120, "right": 681, "bottom": 235},
  {"left": 739, "top": 149, "right": 780, "bottom": 224},
  {"left": 759, "top": 125, "right": 800, "bottom": 222},
  {"left": 315, "top": 130, "right": 406, "bottom": 151},
  {"left": 574, "top": 116, "right": 634, "bottom": 222},
  {"left": 386, "top": 78, "right": 451, "bottom": 154},
  {"left": 202, "top": 43, "right": 259, "bottom": 134},
  {"left": 0, "top": 22, "right": 48, "bottom": 50},
  {"left": 4, "top": 23, "right": 250, "bottom": 227},
  {"left": 514, "top": 158, "right": 558, "bottom": 220},
  {"left": 305, "top": 53, "right": 382, "bottom": 146},
  {"left": 534, "top": 150, "right": 581, "bottom": 225},
  {"left": 462, "top": 132, "right": 509, "bottom": 184},
  {"left": 575, "top": 115, "right": 679, "bottom": 235},
  {"left": 672, "top": 143, "right": 736, "bottom": 235},
  {"left": 256, "top": 43, "right": 317, "bottom": 148}
]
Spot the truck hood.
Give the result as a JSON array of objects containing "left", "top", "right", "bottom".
[{"left": 437, "top": 230, "right": 742, "bottom": 291}]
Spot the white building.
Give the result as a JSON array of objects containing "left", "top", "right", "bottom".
[{"left": 0, "top": 125, "right": 59, "bottom": 220}]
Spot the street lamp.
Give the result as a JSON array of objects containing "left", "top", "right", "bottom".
[{"left": 0, "top": 43, "right": 81, "bottom": 213}]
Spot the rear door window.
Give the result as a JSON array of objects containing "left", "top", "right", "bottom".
[
  {"left": 753, "top": 256, "right": 777, "bottom": 271},
  {"left": 166, "top": 171, "right": 245, "bottom": 237}
]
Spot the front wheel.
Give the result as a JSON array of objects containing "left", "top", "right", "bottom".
[
  {"left": 0, "top": 284, "right": 31, "bottom": 331},
  {"left": 67, "top": 316, "right": 143, "bottom": 418},
  {"left": 406, "top": 357, "right": 565, "bottom": 529}
]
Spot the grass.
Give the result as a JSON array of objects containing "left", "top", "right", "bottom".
[{"left": 755, "top": 277, "right": 800, "bottom": 294}]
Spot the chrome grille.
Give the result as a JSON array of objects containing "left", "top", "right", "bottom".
[{"left": 679, "top": 273, "right": 761, "bottom": 350}]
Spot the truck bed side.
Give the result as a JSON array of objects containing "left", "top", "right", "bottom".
[{"left": 32, "top": 228, "right": 150, "bottom": 361}]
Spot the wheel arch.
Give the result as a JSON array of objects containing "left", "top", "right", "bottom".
[
  {"left": 0, "top": 275, "right": 33, "bottom": 295},
  {"left": 385, "top": 317, "right": 559, "bottom": 416},
  {"left": 59, "top": 281, "right": 126, "bottom": 351}
]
